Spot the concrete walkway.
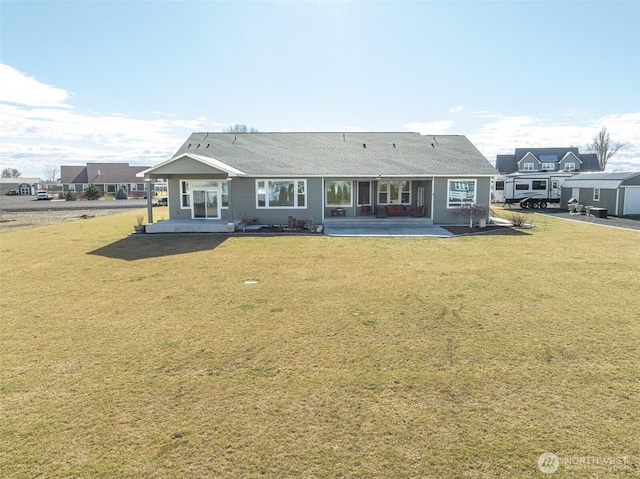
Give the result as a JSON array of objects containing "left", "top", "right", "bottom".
[{"left": 323, "top": 223, "right": 453, "bottom": 237}]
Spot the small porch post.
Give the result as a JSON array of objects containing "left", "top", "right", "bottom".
[
  {"left": 145, "top": 178, "right": 153, "bottom": 224},
  {"left": 227, "top": 178, "right": 233, "bottom": 225}
]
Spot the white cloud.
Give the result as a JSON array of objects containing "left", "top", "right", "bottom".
[
  {"left": 402, "top": 121, "right": 455, "bottom": 135},
  {"left": 449, "top": 106, "right": 464, "bottom": 113},
  {"left": 468, "top": 113, "right": 640, "bottom": 171},
  {"left": 0, "top": 64, "right": 71, "bottom": 108},
  {"left": 0, "top": 65, "right": 209, "bottom": 177}
]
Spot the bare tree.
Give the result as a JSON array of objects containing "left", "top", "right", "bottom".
[
  {"left": 43, "top": 164, "right": 60, "bottom": 182},
  {"left": 1, "top": 168, "right": 21, "bottom": 178},
  {"left": 224, "top": 124, "right": 259, "bottom": 133},
  {"left": 589, "top": 127, "right": 623, "bottom": 171}
]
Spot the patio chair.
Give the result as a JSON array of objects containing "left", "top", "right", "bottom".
[{"left": 409, "top": 205, "right": 425, "bottom": 217}]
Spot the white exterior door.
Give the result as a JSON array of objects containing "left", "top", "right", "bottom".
[{"left": 624, "top": 187, "right": 640, "bottom": 214}]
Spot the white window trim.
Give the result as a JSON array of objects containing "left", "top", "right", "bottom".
[
  {"left": 377, "top": 180, "right": 412, "bottom": 205},
  {"left": 447, "top": 179, "right": 477, "bottom": 208},
  {"left": 564, "top": 162, "right": 576, "bottom": 171},
  {"left": 256, "top": 179, "right": 307, "bottom": 209},
  {"left": 180, "top": 179, "right": 229, "bottom": 210},
  {"left": 325, "top": 180, "right": 353, "bottom": 207},
  {"left": 541, "top": 163, "right": 555, "bottom": 170},
  {"left": 523, "top": 163, "right": 535, "bottom": 171},
  {"left": 593, "top": 188, "right": 600, "bottom": 201}
]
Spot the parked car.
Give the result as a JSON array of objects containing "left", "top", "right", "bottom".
[
  {"left": 6, "top": 189, "right": 19, "bottom": 195},
  {"left": 36, "top": 190, "right": 50, "bottom": 200},
  {"left": 154, "top": 197, "right": 168, "bottom": 206}
]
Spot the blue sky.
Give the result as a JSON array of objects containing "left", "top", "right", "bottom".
[{"left": 1, "top": 0, "right": 639, "bottom": 178}]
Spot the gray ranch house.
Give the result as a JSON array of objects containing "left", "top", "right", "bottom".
[
  {"left": 139, "top": 132, "right": 497, "bottom": 233},
  {"left": 561, "top": 172, "right": 640, "bottom": 216}
]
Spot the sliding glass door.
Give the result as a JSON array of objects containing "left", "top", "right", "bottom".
[{"left": 192, "top": 190, "right": 219, "bottom": 219}]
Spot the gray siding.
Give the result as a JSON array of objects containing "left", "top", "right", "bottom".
[
  {"left": 432, "top": 177, "right": 491, "bottom": 224},
  {"left": 561, "top": 187, "right": 622, "bottom": 215},
  {"left": 231, "top": 177, "right": 323, "bottom": 225}
]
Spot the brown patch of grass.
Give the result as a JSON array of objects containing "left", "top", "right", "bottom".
[{"left": 1, "top": 210, "right": 639, "bottom": 477}]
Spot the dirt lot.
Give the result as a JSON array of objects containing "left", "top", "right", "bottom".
[
  {"left": 0, "top": 208, "right": 134, "bottom": 232},
  {"left": 0, "top": 195, "right": 149, "bottom": 232}
]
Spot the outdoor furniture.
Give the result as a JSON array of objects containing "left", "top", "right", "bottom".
[
  {"left": 331, "top": 208, "right": 345, "bottom": 216},
  {"left": 589, "top": 207, "right": 607, "bottom": 218},
  {"left": 374, "top": 206, "right": 387, "bottom": 218},
  {"left": 385, "top": 205, "right": 407, "bottom": 216},
  {"left": 410, "top": 205, "right": 425, "bottom": 217},
  {"left": 360, "top": 205, "right": 371, "bottom": 216}
]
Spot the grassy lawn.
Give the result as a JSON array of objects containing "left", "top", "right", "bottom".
[{"left": 1, "top": 210, "right": 638, "bottom": 478}]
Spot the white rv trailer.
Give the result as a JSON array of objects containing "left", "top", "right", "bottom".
[{"left": 493, "top": 172, "right": 575, "bottom": 208}]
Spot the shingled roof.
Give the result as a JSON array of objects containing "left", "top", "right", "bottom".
[
  {"left": 61, "top": 163, "right": 148, "bottom": 184},
  {"left": 495, "top": 147, "right": 601, "bottom": 174},
  {"left": 148, "top": 132, "right": 496, "bottom": 177}
]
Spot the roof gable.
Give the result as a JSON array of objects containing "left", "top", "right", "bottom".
[
  {"left": 560, "top": 151, "right": 582, "bottom": 164},
  {"left": 140, "top": 153, "right": 246, "bottom": 177},
  {"left": 518, "top": 152, "right": 540, "bottom": 166}
]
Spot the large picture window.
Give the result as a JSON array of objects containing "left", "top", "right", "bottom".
[
  {"left": 447, "top": 179, "right": 476, "bottom": 207},
  {"left": 326, "top": 181, "right": 352, "bottom": 206},
  {"left": 257, "top": 180, "right": 306, "bottom": 208}
]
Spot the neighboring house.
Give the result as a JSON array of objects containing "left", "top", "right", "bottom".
[
  {"left": 60, "top": 162, "right": 162, "bottom": 197},
  {"left": 561, "top": 172, "right": 640, "bottom": 216},
  {"left": 492, "top": 147, "right": 602, "bottom": 203},
  {"left": 0, "top": 177, "right": 41, "bottom": 196},
  {"left": 495, "top": 147, "right": 601, "bottom": 175},
  {"left": 139, "top": 132, "right": 497, "bottom": 233}
]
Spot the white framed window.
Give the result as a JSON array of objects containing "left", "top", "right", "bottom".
[
  {"left": 325, "top": 180, "right": 352, "bottom": 206},
  {"left": 564, "top": 162, "right": 576, "bottom": 171},
  {"left": 447, "top": 179, "right": 477, "bottom": 208},
  {"left": 541, "top": 163, "right": 555, "bottom": 170},
  {"left": 523, "top": 163, "right": 535, "bottom": 171},
  {"left": 256, "top": 179, "right": 306, "bottom": 208},
  {"left": 377, "top": 180, "right": 410, "bottom": 204},
  {"left": 180, "top": 179, "right": 229, "bottom": 209},
  {"left": 593, "top": 188, "right": 600, "bottom": 201},
  {"left": 180, "top": 180, "right": 190, "bottom": 208},
  {"left": 221, "top": 181, "right": 229, "bottom": 208}
]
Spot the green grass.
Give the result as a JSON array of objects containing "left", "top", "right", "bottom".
[{"left": 1, "top": 210, "right": 639, "bottom": 478}]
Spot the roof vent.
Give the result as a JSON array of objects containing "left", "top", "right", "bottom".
[
  {"left": 188, "top": 144, "right": 192, "bottom": 148},
  {"left": 393, "top": 143, "right": 396, "bottom": 148},
  {"left": 206, "top": 144, "right": 210, "bottom": 148},
  {"left": 197, "top": 144, "right": 200, "bottom": 148},
  {"left": 363, "top": 143, "right": 366, "bottom": 148}
]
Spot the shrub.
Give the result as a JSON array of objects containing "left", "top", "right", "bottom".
[
  {"left": 85, "top": 184, "right": 102, "bottom": 201},
  {"left": 116, "top": 188, "right": 128, "bottom": 200},
  {"left": 510, "top": 212, "right": 528, "bottom": 227},
  {"left": 65, "top": 190, "right": 77, "bottom": 201}
]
